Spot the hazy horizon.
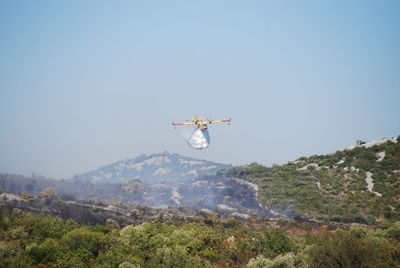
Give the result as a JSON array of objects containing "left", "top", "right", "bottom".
[{"left": 1, "top": 1, "right": 399, "bottom": 179}]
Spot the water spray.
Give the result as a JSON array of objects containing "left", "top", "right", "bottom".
[{"left": 188, "top": 128, "right": 210, "bottom": 149}]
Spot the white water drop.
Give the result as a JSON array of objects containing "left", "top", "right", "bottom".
[{"left": 188, "top": 128, "right": 210, "bottom": 149}]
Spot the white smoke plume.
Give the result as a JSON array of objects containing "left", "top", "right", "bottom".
[
  {"left": 180, "top": 126, "right": 194, "bottom": 141},
  {"left": 188, "top": 128, "right": 210, "bottom": 149}
]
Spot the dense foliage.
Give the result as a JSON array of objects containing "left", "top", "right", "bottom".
[
  {"left": 0, "top": 209, "right": 399, "bottom": 267},
  {"left": 225, "top": 137, "right": 400, "bottom": 224}
]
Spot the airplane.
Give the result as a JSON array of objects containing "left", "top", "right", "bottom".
[{"left": 172, "top": 114, "right": 231, "bottom": 130}]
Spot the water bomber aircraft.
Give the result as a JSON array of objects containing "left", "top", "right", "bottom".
[{"left": 172, "top": 114, "right": 231, "bottom": 130}]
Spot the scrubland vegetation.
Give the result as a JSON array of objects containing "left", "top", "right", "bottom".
[
  {"left": 225, "top": 137, "right": 400, "bottom": 224},
  {"left": 0, "top": 209, "right": 399, "bottom": 267}
]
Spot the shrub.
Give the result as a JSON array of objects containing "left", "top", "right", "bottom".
[
  {"left": 60, "top": 227, "right": 114, "bottom": 262},
  {"left": 119, "top": 262, "right": 140, "bottom": 268},
  {"left": 259, "top": 228, "right": 296, "bottom": 258},
  {"left": 27, "top": 238, "right": 60, "bottom": 265},
  {"left": 147, "top": 246, "right": 212, "bottom": 268},
  {"left": 308, "top": 229, "right": 396, "bottom": 268},
  {"left": 247, "top": 253, "right": 296, "bottom": 268}
]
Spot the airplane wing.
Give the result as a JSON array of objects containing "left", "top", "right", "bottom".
[
  {"left": 172, "top": 122, "right": 195, "bottom": 126},
  {"left": 209, "top": 118, "right": 231, "bottom": 124}
]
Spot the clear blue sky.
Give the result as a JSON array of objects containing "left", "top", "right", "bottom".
[{"left": 1, "top": 1, "right": 399, "bottom": 179}]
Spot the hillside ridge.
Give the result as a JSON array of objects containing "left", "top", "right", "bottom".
[
  {"left": 225, "top": 135, "right": 400, "bottom": 224},
  {"left": 72, "top": 151, "right": 231, "bottom": 183}
]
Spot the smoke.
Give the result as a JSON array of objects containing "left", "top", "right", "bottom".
[
  {"left": 188, "top": 128, "right": 210, "bottom": 149},
  {"left": 180, "top": 127, "right": 194, "bottom": 141}
]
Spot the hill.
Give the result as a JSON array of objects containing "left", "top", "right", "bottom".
[
  {"left": 71, "top": 151, "right": 231, "bottom": 183},
  {"left": 0, "top": 152, "right": 265, "bottom": 217},
  {"left": 1, "top": 137, "right": 399, "bottom": 224},
  {"left": 224, "top": 136, "right": 400, "bottom": 224}
]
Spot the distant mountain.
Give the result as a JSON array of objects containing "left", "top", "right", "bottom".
[{"left": 71, "top": 151, "right": 231, "bottom": 183}]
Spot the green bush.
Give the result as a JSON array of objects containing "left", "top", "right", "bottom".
[
  {"left": 308, "top": 229, "right": 396, "bottom": 268},
  {"left": 91, "top": 224, "right": 112, "bottom": 234},
  {"left": 247, "top": 253, "right": 297, "bottom": 268},
  {"left": 60, "top": 227, "right": 115, "bottom": 263},
  {"left": 27, "top": 238, "right": 60, "bottom": 265},
  {"left": 260, "top": 227, "right": 296, "bottom": 258},
  {"left": 147, "top": 246, "right": 212, "bottom": 268}
]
